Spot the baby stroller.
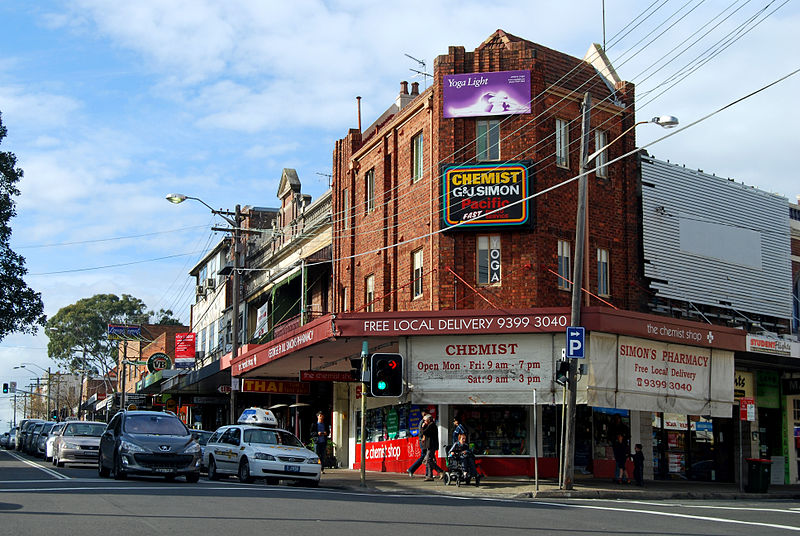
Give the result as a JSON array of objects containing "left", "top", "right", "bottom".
[{"left": 442, "top": 449, "right": 480, "bottom": 487}]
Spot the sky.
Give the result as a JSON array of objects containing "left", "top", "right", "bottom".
[{"left": 0, "top": 0, "right": 798, "bottom": 427}]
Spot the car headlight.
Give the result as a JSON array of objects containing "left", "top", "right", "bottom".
[
  {"left": 253, "top": 452, "right": 276, "bottom": 461},
  {"left": 306, "top": 457, "right": 321, "bottom": 465},
  {"left": 62, "top": 441, "right": 80, "bottom": 449},
  {"left": 120, "top": 440, "right": 146, "bottom": 454},
  {"left": 183, "top": 443, "right": 201, "bottom": 455}
]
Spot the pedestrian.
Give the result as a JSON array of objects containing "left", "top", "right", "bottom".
[
  {"left": 407, "top": 410, "right": 428, "bottom": 478},
  {"left": 612, "top": 434, "right": 629, "bottom": 484},
  {"left": 421, "top": 413, "right": 445, "bottom": 481},
  {"left": 311, "top": 412, "right": 329, "bottom": 473},
  {"left": 632, "top": 443, "right": 644, "bottom": 486},
  {"left": 451, "top": 416, "right": 467, "bottom": 446}
]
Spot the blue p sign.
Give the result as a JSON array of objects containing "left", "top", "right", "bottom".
[{"left": 566, "top": 327, "right": 585, "bottom": 359}]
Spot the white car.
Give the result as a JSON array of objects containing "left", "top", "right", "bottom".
[
  {"left": 45, "top": 422, "right": 65, "bottom": 461},
  {"left": 204, "top": 408, "right": 321, "bottom": 486}
]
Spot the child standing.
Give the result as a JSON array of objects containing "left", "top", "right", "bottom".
[{"left": 632, "top": 443, "right": 645, "bottom": 486}]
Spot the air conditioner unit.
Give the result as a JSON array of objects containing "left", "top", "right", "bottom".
[
  {"left": 205, "top": 278, "right": 215, "bottom": 290},
  {"left": 196, "top": 285, "right": 206, "bottom": 297}
]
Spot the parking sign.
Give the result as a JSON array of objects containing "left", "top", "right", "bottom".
[{"left": 566, "top": 327, "right": 585, "bottom": 359}]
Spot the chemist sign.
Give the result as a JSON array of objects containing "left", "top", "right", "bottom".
[{"left": 442, "top": 162, "right": 530, "bottom": 229}]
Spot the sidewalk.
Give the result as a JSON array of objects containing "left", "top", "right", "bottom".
[{"left": 319, "top": 468, "right": 800, "bottom": 500}]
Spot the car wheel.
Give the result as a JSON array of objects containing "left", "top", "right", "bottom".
[
  {"left": 98, "top": 454, "right": 110, "bottom": 478},
  {"left": 207, "top": 458, "right": 220, "bottom": 481},
  {"left": 56, "top": 458, "right": 64, "bottom": 468},
  {"left": 113, "top": 453, "right": 127, "bottom": 480},
  {"left": 238, "top": 458, "right": 253, "bottom": 483},
  {"left": 185, "top": 472, "right": 200, "bottom": 483}
]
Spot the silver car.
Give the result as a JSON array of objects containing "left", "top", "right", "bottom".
[
  {"left": 45, "top": 423, "right": 65, "bottom": 461},
  {"left": 53, "top": 421, "right": 106, "bottom": 467}
]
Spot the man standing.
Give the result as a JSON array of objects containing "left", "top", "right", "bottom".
[
  {"left": 407, "top": 410, "right": 428, "bottom": 477},
  {"left": 312, "top": 412, "right": 329, "bottom": 472},
  {"left": 422, "top": 413, "right": 445, "bottom": 481}
]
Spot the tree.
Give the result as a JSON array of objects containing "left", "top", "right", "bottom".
[
  {"left": 0, "top": 112, "right": 46, "bottom": 340},
  {"left": 148, "top": 308, "right": 182, "bottom": 325},
  {"left": 44, "top": 294, "right": 176, "bottom": 393}
]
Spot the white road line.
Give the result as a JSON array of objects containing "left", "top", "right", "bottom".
[
  {"left": 530, "top": 500, "right": 800, "bottom": 532},
  {"left": 570, "top": 498, "right": 800, "bottom": 514},
  {"left": 3, "top": 450, "right": 70, "bottom": 480}
]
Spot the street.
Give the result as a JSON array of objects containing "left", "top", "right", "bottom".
[{"left": 2, "top": 449, "right": 799, "bottom": 535}]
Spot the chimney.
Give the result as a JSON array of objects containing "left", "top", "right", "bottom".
[
  {"left": 411, "top": 82, "right": 419, "bottom": 95},
  {"left": 396, "top": 81, "right": 413, "bottom": 110},
  {"left": 400, "top": 81, "right": 409, "bottom": 95}
]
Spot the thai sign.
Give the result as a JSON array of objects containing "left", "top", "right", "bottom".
[
  {"left": 442, "top": 162, "right": 530, "bottom": 229},
  {"left": 174, "top": 332, "right": 196, "bottom": 369},
  {"left": 240, "top": 379, "right": 310, "bottom": 395},
  {"left": 442, "top": 70, "right": 530, "bottom": 118}
]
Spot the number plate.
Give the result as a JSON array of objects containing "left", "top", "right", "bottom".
[
  {"left": 154, "top": 468, "right": 175, "bottom": 473},
  {"left": 284, "top": 465, "right": 300, "bottom": 473}
]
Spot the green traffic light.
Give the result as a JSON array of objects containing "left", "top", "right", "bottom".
[{"left": 377, "top": 381, "right": 387, "bottom": 390}]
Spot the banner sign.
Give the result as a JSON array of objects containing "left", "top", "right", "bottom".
[
  {"left": 746, "top": 334, "right": 792, "bottom": 356},
  {"left": 442, "top": 162, "right": 530, "bottom": 229},
  {"left": 254, "top": 302, "right": 269, "bottom": 339},
  {"left": 240, "top": 379, "right": 310, "bottom": 395},
  {"left": 299, "top": 370, "right": 356, "bottom": 382},
  {"left": 175, "top": 332, "right": 196, "bottom": 369},
  {"left": 107, "top": 324, "right": 141, "bottom": 340},
  {"left": 442, "top": 70, "right": 530, "bottom": 118}
]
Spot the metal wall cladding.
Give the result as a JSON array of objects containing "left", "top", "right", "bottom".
[{"left": 640, "top": 156, "right": 792, "bottom": 319}]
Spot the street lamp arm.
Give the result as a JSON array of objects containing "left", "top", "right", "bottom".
[
  {"left": 165, "top": 193, "right": 237, "bottom": 226},
  {"left": 584, "top": 115, "right": 678, "bottom": 165}
]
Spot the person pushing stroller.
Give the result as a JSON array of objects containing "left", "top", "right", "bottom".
[{"left": 446, "top": 433, "right": 479, "bottom": 485}]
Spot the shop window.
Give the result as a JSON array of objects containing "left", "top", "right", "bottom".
[
  {"left": 476, "top": 119, "right": 500, "bottom": 161},
  {"left": 411, "top": 131, "right": 424, "bottom": 182},
  {"left": 597, "top": 248, "right": 610, "bottom": 297},
  {"left": 557, "top": 240, "right": 572, "bottom": 290},
  {"left": 365, "top": 169, "right": 375, "bottom": 213},
  {"left": 412, "top": 248, "right": 424, "bottom": 299},
  {"left": 356, "top": 403, "right": 434, "bottom": 443},
  {"left": 555, "top": 118, "right": 569, "bottom": 168},
  {"left": 595, "top": 129, "right": 609, "bottom": 178},
  {"left": 364, "top": 274, "right": 375, "bottom": 312},
  {"left": 477, "top": 235, "right": 501, "bottom": 285},
  {"left": 452, "top": 406, "right": 528, "bottom": 455}
]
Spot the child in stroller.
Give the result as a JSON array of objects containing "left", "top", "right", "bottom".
[{"left": 443, "top": 433, "right": 480, "bottom": 487}]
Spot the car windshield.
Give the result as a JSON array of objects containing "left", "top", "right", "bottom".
[
  {"left": 192, "top": 431, "right": 212, "bottom": 445},
  {"left": 124, "top": 415, "right": 187, "bottom": 436},
  {"left": 243, "top": 428, "right": 304, "bottom": 447},
  {"left": 63, "top": 423, "right": 106, "bottom": 437}
]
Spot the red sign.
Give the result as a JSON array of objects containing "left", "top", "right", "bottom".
[
  {"left": 300, "top": 370, "right": 355, "bottom": 382},
  {"left": 217, "top": 385, "right": 232, "bottom": 394},
  {"left": 739, "top": 397, "right": 755, "bottom": 421},
  {"left": 241, "top": 379, "right": 311, "bottom": 395}
]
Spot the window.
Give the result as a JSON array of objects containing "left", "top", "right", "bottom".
[
  {"left": 365, "top": 274, "right": 375, "bottom": 312},
  {"left": 595, "top": 129, "right": 608, "bottom": 177},
  {"left": 476, "top": 119, "right": 500, "bottom": 160},
  {"left": 477, "top": 235, "right": 501, "bottom": 285},
  {"left": 342, "top": 188, "right": 349, "bottom": 230},
  {"left": 555, "top": 118, "right": 569, "bottom": 168},
  {"left": 200, "top": 328, "right": 207, "bottom": 356},
  {"left": 557, "top": 240, "right": 572, "bottom": 290},
  {"left": 412, "top": 249, "right": 424, "bottom": 299},
  {"left": 411, "top": 132, "right": 424, "bottom": 182},
  {"left": 365, "top": 169, "right": 375, "bottom": 213},
  {"left": 342, "top": 286, "right": 348, "bottom": 312},
  {"left": 208, "top": 323, "right": 215, "bottom": 352},
  {"left": 597, "top": 248, "right": 610, "bottom": 296}
]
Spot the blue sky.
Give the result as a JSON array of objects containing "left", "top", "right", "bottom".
[{"left": 1, "top": 1, "right": 798, "bottom": 426}]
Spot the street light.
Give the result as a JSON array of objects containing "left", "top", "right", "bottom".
[
  {"left": 167, "top": 193, "right": 242, "bottom": 424},
  {"left": 561, "top": 94, "right": 678, "bottom": 490},
  {"left": 14, "top": 364, "right": 51, "bottom": 418}
]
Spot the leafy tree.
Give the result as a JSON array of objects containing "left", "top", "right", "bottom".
[
  {"left": 44, "top": 294, "right": 177, "bottom": 392},
  {"left": 148, "top": 308, "right": 182, "bottom": 325},
  {"left": 0, "top": 112, "right": 46, "bottom": 340}
]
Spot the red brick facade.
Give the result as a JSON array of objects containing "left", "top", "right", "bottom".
[{"left": 333, "top": 30, "right": 645, "bottom": 315}]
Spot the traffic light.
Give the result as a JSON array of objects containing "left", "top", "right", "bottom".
[
  {"left": 370, "top": 353, "right": 403, "bottom": 397},
  {"left": 2, "top": 383, "right": 7, "bottom": 394},
  {"left": 51, "top": 410, "right": 58, "bottom": 421},
  {"left": 554, "top": 360, "right": 570, "bottom": 386}
]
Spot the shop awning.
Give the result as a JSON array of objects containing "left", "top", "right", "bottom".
[
  {"left": 136, "top": 369, "right": 181, "bottom": 394},
  {"left": 161, "top": 358, "right": 231, "bottom": 395}
]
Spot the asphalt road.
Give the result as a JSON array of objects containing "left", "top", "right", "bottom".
[{"left": 1, "top": 449, "right": 799, "bottom": 536}]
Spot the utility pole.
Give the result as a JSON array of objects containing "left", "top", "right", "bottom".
[
  {"left": 229, "top": 204, "right": 241, "bottom": 425},
  {"left": 360, "top": 341, "right": 368, "bottom": 487},
  {"left": 46, "top": 367, "right": 51, "bottom": 418},
  {"left": 562, "top": 92, "right": 591, "bottom": 490}
]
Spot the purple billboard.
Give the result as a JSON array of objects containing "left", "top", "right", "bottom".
[{"left": 442, "top": 70, "right": 531, "bottom": 119}]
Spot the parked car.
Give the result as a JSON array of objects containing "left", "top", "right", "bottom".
[
  {"left": 24, "top": 422, "right": 46, "bottom": 454},
  {"left": 17, "top": 419, "right": 43, "bottom": 452},
  {"left": 45, "top": 422, "right": 65, "bottom": 461},
  {"left": 7, "top": 428, "right": 17, "bottom": 449},
  {"left": 53, "top": 421, "right": 107, "bottom": 467},
  {"left": 34, "top": 422, "right": 55, "bottom": 457},
  {"left": 0, "top": 432, "right": 9, "bottom": 448},
  {"left": 190, "top": 430, "right": 214, "bottom": 471},
  {"left": 98, "top": 410, "right": 201, "bottom": 482},
  {"left": 204, "top": 407, "right": 321, "bottom": 486}
]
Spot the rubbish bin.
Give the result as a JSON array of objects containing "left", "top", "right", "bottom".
[{"left": 745, "top": 458, "right": 772, "bottom": 493}]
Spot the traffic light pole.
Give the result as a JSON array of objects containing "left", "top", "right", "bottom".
[{"left": 359, "top": 341, "right": 368, "bottom": 487}]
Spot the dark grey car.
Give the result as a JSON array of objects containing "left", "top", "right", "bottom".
[{"left": 98, "top": 410, "right": 201, "bottom": 482}]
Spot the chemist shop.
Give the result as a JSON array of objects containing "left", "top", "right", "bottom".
[{"left": 341, "top": 308, "right": 743, "bottom": 480}]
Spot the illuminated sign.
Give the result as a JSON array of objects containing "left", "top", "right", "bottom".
[{"left": 442, "top": 162, "right": 530, "bottom": 229}]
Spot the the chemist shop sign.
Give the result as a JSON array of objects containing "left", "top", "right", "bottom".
[
  {"left": 408, "top": 333, "right": 554, "bottom": 405},
  {"left": 441, "top": 162, "right": 531, "bottom": 229}
]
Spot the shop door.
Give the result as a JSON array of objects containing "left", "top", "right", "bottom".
[{"left": 712, "top": 416, "right": 735, "bottom": 482}]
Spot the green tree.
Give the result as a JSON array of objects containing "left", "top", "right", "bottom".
[
  {"left": 44, "top": 294, "right": 159, "bottom": 392},
  {"left": 0, "top": 112, "right": 46, "bottom": 340},
  {"left": 148, "top": 308, "right": 182, "bottom": 325}
]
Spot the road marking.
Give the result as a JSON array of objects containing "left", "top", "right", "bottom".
[
  {"left": 576, "top": 499, "right": 800, "bottom": 514},
  {"left": 3, "top": 450, "right": 70, "bottom": 480},
  {"left": 530, "top": 500, "right": 800, "bottom": 532}
]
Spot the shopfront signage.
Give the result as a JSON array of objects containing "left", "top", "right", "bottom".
[
  {"left": 734, "top": 370, "right": 754, "bottom": 401},
  {"left": 107, "top": 324, "right": 141, "bottom": 340},
  {"left": 746, "top": 334, "right": 792, "bottom": 356},
  {"left": 147, "top": 352, "right": 172, "bottom": 374},
  {"left": 232, "top": 318, "right": 333, "bottom": 376},
  {"left": 240, "top": 379, "right": 310, "bottom": 395},
  {"left": 442, "top": 162, "right": 530, "bottom": 229},
  {"left": 442, "top": 69, "right": 530, "bottom": 118},
  {"left": 299, "top": 370, "right": 355, "bottom": 382}
]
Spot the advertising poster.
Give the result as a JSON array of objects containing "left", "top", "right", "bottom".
[
  {"left": 443, "top": 70, "right": 531, "bottom": 118},
  {"left": 175, "top": 332, "right": 196, "bottom": 369},
  {"left": 442, "top": 162, "right": 530, "bottom": 229}
]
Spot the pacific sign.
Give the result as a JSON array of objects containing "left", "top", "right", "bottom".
[{"left": 442, "top": 162, "right": 530, "bottom": 229}]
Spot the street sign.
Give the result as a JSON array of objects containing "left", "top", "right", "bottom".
[
  {"left": 739, "top": 397, "right": 755, "bottom": 421},
  {"left": 566, "top": 326, "right": 585, "bottom": 359}
]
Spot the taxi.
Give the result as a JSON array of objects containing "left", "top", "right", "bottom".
[{"left": 204, "top": 408, "right": 321, "bottom": 486}]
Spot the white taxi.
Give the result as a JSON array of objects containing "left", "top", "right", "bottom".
[{"left": 204, "top": 408, "right": 321, "bottom": 486}]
